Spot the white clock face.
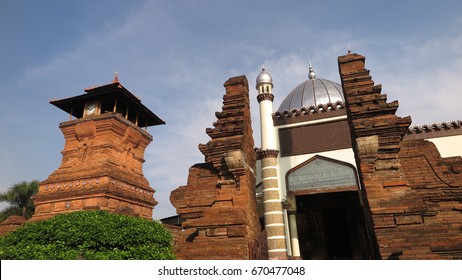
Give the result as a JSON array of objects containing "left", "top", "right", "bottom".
[{"left": 86, "top": 103, "right": 96, "bottom": 115}]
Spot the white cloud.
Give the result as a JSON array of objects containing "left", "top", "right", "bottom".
[
  {"left": 145, "top": 97, "right": 223, "bottom": 218},
  {"left": 362, "top": 34, "right": 462, "bottom": 125}
]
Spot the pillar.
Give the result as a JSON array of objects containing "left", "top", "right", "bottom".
[
  {"left": 256, "top": 69, "right": 288, "bottom": 259},
  {"left": 287, "top": 196, "right": 301, "bottom": 258}
]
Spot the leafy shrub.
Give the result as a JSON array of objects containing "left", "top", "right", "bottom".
[{"left": 0, "top": 210, "right": 175, "bottom": 260}]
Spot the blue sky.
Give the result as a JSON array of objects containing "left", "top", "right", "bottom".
[{"left": 1, "top": 0, "right": 461, "bottom": 219}]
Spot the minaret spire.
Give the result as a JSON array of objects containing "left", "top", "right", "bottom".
[{"left": 255, "top": 67, "right": 273, "bottom": 94}]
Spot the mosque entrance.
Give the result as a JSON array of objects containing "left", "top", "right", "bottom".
[{"left": 295, "top": 191, "right": 371, "bottom": 260}]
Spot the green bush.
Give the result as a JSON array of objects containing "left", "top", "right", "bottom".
[{"left": 0, "top": 210, "right": 175, "bottom": 260}]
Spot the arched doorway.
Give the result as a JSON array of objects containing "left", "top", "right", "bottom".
[{"left": 286, "top": 155, "right": 372, "bottom": 259}]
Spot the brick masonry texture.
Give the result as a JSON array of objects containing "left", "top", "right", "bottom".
[
  {"left": 30, "top": 113, "right": 157, "bottom": 221},
  {"left": 0, "top": 216, "right": 27, "bottom": 236},
  {"left": 170, "top": 76, "right": 264, "bottom": 259},
  {"left": 338, "top": 53, "right": 462, "bottom": 259}
]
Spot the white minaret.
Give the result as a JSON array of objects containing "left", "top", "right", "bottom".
[
  {"left": 256, "top": 68, "right": 277, "bottom": 150},
  {"left": 256, "top": 68, "right": 288, "bottom": 260}
]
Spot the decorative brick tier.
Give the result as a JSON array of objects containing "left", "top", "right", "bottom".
[
  {"left": 338, "top": 52, "right": 462, "bottom": 259},
  {"left": 31, "top": 113, "right": 157, "bottom": 221},
  {"left": 170, "top": 76, "right": 263, "bottom": 259},
  {"left": 404, "top": 120, "right": 462, "bottom": 140}
]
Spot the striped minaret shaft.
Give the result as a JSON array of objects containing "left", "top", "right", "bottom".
[{"left": 256, "top": 68, "right": 288, "bottom": 260}]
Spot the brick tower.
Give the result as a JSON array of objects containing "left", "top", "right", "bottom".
[
  {"left": 338, "top": 52, "right": 462, "bottom": 259},
  {"left": 31, "top": 76, "right": 165, "bottom": 221}
]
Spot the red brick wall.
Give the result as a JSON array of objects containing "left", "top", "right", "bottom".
[
  {"left": 0, "top": 216, "right": 26, "bottom": 236},
  {"left": 170, "top": 76, "right": 263, "bottom": 259},
  {"left": 338, "top": 53, "right": 462, "bottom": 259}
]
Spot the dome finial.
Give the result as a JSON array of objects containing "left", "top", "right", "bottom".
[
  {"left": 256, "top": 67, "right": 273, "bottom": 84},
  {"left": 256, "top": 66, "right": 274, "bottom": 93},
  {"left": 308, "top": 61, "right": 316, "bottom": 80},
  {"left": 113, "top": 72, "right": 119, "bottom": 83}
]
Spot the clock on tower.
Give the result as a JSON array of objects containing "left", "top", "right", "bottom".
[
  {"left": 84, "top": 102, "right": 97, "bottom": 116},
  {"left": 31, "top": 77, "right": 165, "bottom": 221}
]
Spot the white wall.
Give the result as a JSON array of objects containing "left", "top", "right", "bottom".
[{"left": 427, "top": 135, "right": 462, "bottom": 158}]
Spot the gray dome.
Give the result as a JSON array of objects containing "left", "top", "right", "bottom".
[
  {"left": 256, "top": 68, "right": 273, "bottom": 86},
  {"left": 277, "top": 73, "right": 344, "bottom": 112}
]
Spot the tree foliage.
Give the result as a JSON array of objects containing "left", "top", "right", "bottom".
[
  {"left": 0, "top": 210, "right": 175, "bottom": 260},
  {"left": 0, "top": 180, "right": 39, "bottom": 221}
]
